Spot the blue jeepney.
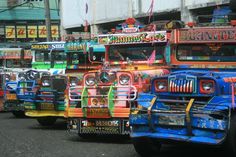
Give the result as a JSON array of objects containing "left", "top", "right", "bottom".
[{"left": 130, "top": 20, "right": 236, "bottom": 156}]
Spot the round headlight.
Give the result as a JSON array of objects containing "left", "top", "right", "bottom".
[
  {"left": 5, "top": 74, "right": 10, "bottom": 82},
  {"left": 157, "top": 82, "right": 166, "bottom": 90},
  {"left": 70, "top": 80, "right": 77, "bottom": 87},
  {"left": 85, "top": 77, "right": 95, "bottom": 86},
  {"left": 26, "top": 70, "right": 40, "bottom": 80},
  {"left": 202, "top": 82, "right": 213, "bottom": 91},
  {"left": 18, "top": 73, "right": 26, "bottom": 81},
  {"left": 42, "top": 79, "right": 50, "bottom": 86},
  {"left": 200, "top": 80, "right": 215, "bottom": 94},
  {"left": 70, "top": 78, "right": 79, "bottom": 87},
  {"left": 119, "top": 74, "right": 130, "bottom": 85},
  {"left": 155, "top": 79, "right": 168, "bottom": 92}
]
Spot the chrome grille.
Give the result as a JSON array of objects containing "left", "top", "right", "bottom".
[{"left": 169, "top": 79, "right": 194, "bottom": 93}]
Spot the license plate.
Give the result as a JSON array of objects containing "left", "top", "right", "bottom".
[
  {"left": 6, "top": 94, "right": 17, "bottom": 100},
  {"left": 80, "top": 120, "right": 120, "bottom": 134},
  {"left": 40, "top": 103, "right": 54, "bottom": 110},
  {"left": 86, "top": 108, "right": 110, "bottom": 118},
  {"left": 158, "top": 115, "right": 185, "bottom": 126}
]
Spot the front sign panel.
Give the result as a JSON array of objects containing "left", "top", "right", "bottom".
[
  {"left": 176, "top": 28, "right": 236, "bottom": 43},
  {"left": 98, "top": 31, "right": 167, "bottom": 45}
]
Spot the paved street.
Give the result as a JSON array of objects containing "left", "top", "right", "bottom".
[{"left": 0, "top": 112, "right": 228, "bottom": 157}]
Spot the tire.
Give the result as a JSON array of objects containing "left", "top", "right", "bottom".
[
  {"left": 37, "top": 117, "right": 57, "bottom": 126},
  {"left": 225, "top": 114, "right": 236, "bottom": 157},
  {"left": 12, "top": 111, "right": 25, "bottom": 118},
  {"left": 132, "top": 138, "right": 161, "bottom": 157}
]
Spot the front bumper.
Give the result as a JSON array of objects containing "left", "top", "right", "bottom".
[
  {"left": 65, "top": 107, "right": 130, "bottom": 118},
  {"left": 24, "top": 100, "right": 66, "bottom": 117},
  {"left": 68, "top": 118, "right": 130, "bottom": 135},
  {"left": 25, "top": 110, "right": 65, "bottom": 117},
  {"left": 4, "top": 101, "right": 24, "bottom": 111},
  {"left": 130, "top": 109, "right": 229, "bottom": 145}
]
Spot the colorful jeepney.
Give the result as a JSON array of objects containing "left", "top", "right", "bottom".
[
  {"left": 2, "top": 48, "right": 32, "bottom": 114},
  {"left": 24, "top": 41, "right": 105, "bottom": 126},
  {"left": 4, "top": 42, "right": 65, "bottom": 117},
  {"left": 130, "top": 21, "right": 236, "bottom": 156},
  {"left": 66, "top": 25, "right": 170, "bottom": 136}
]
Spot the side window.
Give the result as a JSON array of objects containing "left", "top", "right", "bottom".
[{"left": 35, "top": 52, "right": 44, "bottom": 62}]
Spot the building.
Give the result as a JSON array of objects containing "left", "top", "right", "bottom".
[
  {"left": 0, "top": 0, "right": 60, "bottom": 47},
  {"left": 61, "top": 0, "right": 234, "bottom": 36}
]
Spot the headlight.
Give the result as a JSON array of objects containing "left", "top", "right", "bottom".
[
  {"left": 42, "top": 79, "right": 50, "bottom": 87},
  {"left": 5, "top": 74, "right": 10, "bottom": 82},
  {"left": 70, "top": 77, "right": 79, "bottom": 87},
  {"left": 18, "top": 73, "right": 26, "bottom": 81},
  {"left": 200, "top": 80, "right": 215, "bottom": 94},
  {"left": 154, "top": 79, "right": 168, "bottom": 92},
  {"left": 85, "top": 76, "right": 95, "bottom": 86},
  {"left": 119, "top": 74, "right": 130, "bottom": 85}
]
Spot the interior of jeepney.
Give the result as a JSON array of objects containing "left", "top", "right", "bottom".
[
  {"left": 107, "top": 43, "right": 166, "bottom": 66},
  {"left": 0, "top": 48, "right": 32, "bottom": 68},
  {"left": 34, "top": 49, "right": 66, "bottom": 68},
  {"left": 172, "top": 43, "right": 236, "bottom": 66},
  {"left": 67, "top": 51, "right": 104, "bottom": 68}
]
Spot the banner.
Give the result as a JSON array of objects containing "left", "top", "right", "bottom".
[
  {"left": 28, "top": 26, "right": 37, "bottom": 38},
  {"left": 16, "top": 26, "right": 27, "bottom": 38},
  {"left": 5, "top": 25, "right": 59, "bottom": 39},
  {"left": 51, "top": 25, "right": 59, "bottom": 38},
  {"left": 5, "top": 26, "right": 15, "bottom": 38},
  {"left": 38, "top": 25, "right": 47, "bottom": 38}
]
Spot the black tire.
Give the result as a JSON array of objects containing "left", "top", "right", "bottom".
[
  {"left": 12, "top": 111, "right": 25, "bottom": 118},
  {"left": 132, "top": 138, "right": 161, "bottom": 157},
  {"left": 37, "top": 117, "right": 57, "bottom": 126},
  {"left": 225, "top": 114, "right": 236, "bottom": 157}
]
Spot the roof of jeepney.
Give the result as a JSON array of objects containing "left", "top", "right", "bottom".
[{"left": 32, "top": 41, "right": 65, "bottom": 44}]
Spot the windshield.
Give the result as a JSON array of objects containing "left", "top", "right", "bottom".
[
  {"left": 35, "top": 50, "right": 65, "bottom": 62},
  {"left": 177, "top": 44, "right": 236, "bottom": 62},
  {"left": 52, "top": 51, "right": 66, "bottom": 61},
  {"left": 6, "top": 59, "right": 31, "bottom": 68},
  {"left": 35, "top": 51, "right": 50, "bottom": 62},
  {"left": 108, "top": 43, "right": 165, "bottom": 61},
  {"left": 67, "top": 52, "right": 104, "bottom": 65}
]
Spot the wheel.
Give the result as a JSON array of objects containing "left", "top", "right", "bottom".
[
  {"left": 37, "top": 117, "right": 57, "bottom": 126},
  {"left": 12, "top": 111, "right": 25, "bottom": 118},
  {"left": 225, "top": 114, "right": 236, "bottom": 157},
  {"left": 132, "top": 138, "right": 161, "bottom": 157}
]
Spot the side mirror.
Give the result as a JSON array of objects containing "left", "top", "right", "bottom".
[{"left": 89, "top": 47, "right": 94, "bottom": 61}]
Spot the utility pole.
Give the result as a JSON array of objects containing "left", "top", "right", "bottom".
[{"left": 44, "top": 0, "right": 52, "bottom": 41}]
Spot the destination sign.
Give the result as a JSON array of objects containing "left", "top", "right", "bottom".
[
  {"left": 177, "top": 28, "right": 236, "bottom": 43},
  {"left": 31, "top": 43, "right": 65, "bottom": 50},
  {"left": 98, "top": 31, "right": 167, "bottom": 45},
  {"left": 64, "top": 42, "right": 86, "bottom": 52}
]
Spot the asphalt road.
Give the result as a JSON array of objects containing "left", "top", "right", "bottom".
[{"left": 0, "top": 112, "right": 228, "bottom": 157}]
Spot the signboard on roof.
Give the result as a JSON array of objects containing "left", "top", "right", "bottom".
[
  {"left": 31, "top": 43, "right": 65, "bottom": 51},
  {"left": 175, "top": 28, "right": 236, "bottom": 43},
  {"left": 6, "top": 25, "right": 59, "bottom": 39},
  {"left": 98, "top": 31, "right": 167, "bottom": 45},
  {"left": 0, "top": 48, "right": 22, "bottom": 59},
  {"left": 64, "top": 42, "right": 86, "bottom": 52}
]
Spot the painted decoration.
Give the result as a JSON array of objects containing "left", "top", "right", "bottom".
[{"left": 98, "top": 31, "right": 167, "bottom": 45}]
